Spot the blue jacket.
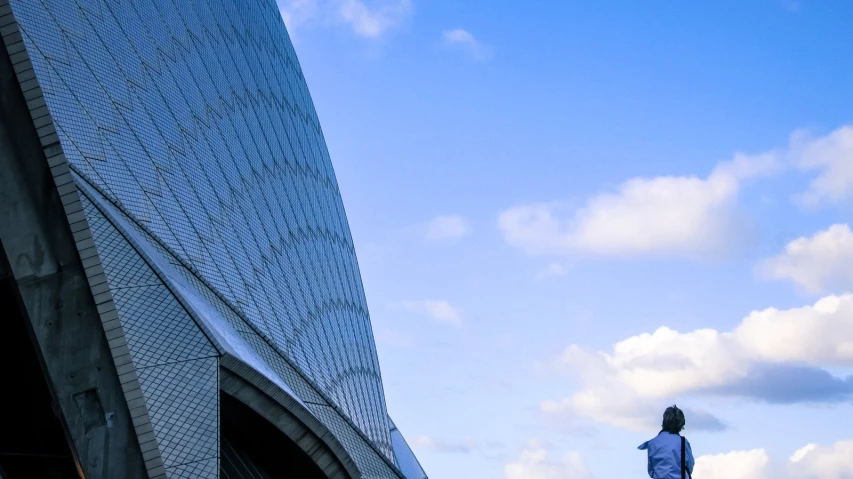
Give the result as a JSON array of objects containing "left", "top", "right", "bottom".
[{"left": 638, "top": 431, "right": 694, "bottom": 479}]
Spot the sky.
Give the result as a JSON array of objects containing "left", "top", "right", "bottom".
[{"left": 274, "top": 1, "right": 853, "bottom": 477}]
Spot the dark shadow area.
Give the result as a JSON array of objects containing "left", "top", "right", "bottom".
[
  {"left": 221, "top": 392, "right": 328, "bottom": 479},
  {"left": 0, "top": 247, "right": 80, "bottom": 479}
]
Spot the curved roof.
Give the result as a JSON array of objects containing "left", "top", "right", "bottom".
[
  {"left": 8, "top": 0, "right": 392, "bottom": 456},
  {"left": 2, "top": 0, "right": 427, "bottom": 476}
]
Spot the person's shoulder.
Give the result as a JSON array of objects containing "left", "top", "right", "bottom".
[
  {"left": 656, "top": 432, "right": 682, "bottom": 447},
  {"left": 638, "top": 434, "right": 663, "bottom": 450}
]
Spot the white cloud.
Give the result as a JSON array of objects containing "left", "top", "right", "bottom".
[
  {"left": 694, "top": 449, "right": 771, "bottom": 479},
  {"left": 426, "top": 215, "right": 470, "bottom": 240},
  {"left": 401, "top": 300, "right": 463, "bottom": 326},
  {"left": 500, "top": 126, "right": 853, "bottom": 260},
  {"left": 541, "top": 389, "right": 726, "bottom": 433},
  {"left": 499, "top": 152, "right": 779, "bottom": 259},
  {"left": 690, "top": 440, "right": 853, "bottom": 479},
  {"left": 277, "top": 0, "right": 411, "bottom": 38},
  {"left": 278, "top": 0, "right": 319, "bottom": 33},
  {"left": 789, "top": 440, "right": 853, "bottom": 479},
  {"left": 541, "top": 388, "right": 663, "bottom": 433},
  {"left": 735, "top": 294, "right": 853, "bottom": 366},
  {"left": 758, "top": 224, "right": 853, "bottom": 294},
  {"left": 543, "top": 294, "right": 853, "bottom": 431},
  {"left": 791, "top": 444, "right": 818, "bottom": 463},
  {"left": 442, "top": 28, "right": 493, "bottom": 60},
  {"left": 339, "top": 0, "right": 411, "bottom": 37},
  {"left": 504, "top": 439, "right": 593, "bottom": 479},
  {"left": 791, "top": 126, "right": 853, "bottom": 207},
  {"left": 409, "top": 435, "right": 477, "bottom": 454}
]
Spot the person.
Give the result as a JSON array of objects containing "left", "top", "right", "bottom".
[{"left": 638, "top": 405, "right": 695, "bottom": 479}]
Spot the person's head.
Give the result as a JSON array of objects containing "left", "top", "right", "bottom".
[{"left": 661, "top": 405, "right": 686, "bottom": 434}]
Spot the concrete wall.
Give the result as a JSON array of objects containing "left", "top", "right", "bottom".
[{"left": 0, "top": 34, "right": 147, "bottom": 479}]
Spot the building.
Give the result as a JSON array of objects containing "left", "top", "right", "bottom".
[{"left": 0, "top": 0, "right": 426, "bottom": 477}]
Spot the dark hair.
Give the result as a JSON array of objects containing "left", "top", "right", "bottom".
[{"left": 661, "top": 405, "right": 686, "bottom": 434}]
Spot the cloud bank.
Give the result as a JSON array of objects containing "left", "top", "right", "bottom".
[
  {"left": 499, "top": 152, "right": 777, "bottom": 259},
  {"left": 694, "top": 449, "right": 772, "bottom": 479},
  {"left": 500, "top": 125, "right": 853, "bottom": 260},
  {"left": 543, "top": 294, "right": 853, "bottom": 431},
  {"left": 694, "top": 440, "right": 853, "bottom": 479},
  {"left": 501, "top": 439, "right": 853, "bottom": 479}
]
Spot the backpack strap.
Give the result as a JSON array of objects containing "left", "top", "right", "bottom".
[{"left": 681, "top": 436, "right": 686, "bottom": 479}]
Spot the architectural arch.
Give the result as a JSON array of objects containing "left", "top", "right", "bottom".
[{"left": 220, "top": 359, "right": 359, "bottom": 479}]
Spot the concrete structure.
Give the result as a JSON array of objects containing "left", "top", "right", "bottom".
[{"left": 0, "top": 0, "right": 427, "bottom": 478}]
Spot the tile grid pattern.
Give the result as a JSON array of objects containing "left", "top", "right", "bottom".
[
  {"left": 0, "top": 5, "right": 169, "bottom": 478},
  {"left": 83, "top": 176, "right": 405, "bottom": 477},
  {"left": 81, "top": 191, "right": 221, "bottom": 476},
  {"left": 168, "top": 458, "right": 221, "bottom": 479},
  {"left": 6, "top": 0, "right": 395, "bottom": 459},
  {"left": 309, "top": 404, "right": 404, "bottom": 479}
]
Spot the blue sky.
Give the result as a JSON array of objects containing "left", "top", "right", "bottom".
[{"left": 276, "top": 1, "right": 853, "bottom": 477}]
